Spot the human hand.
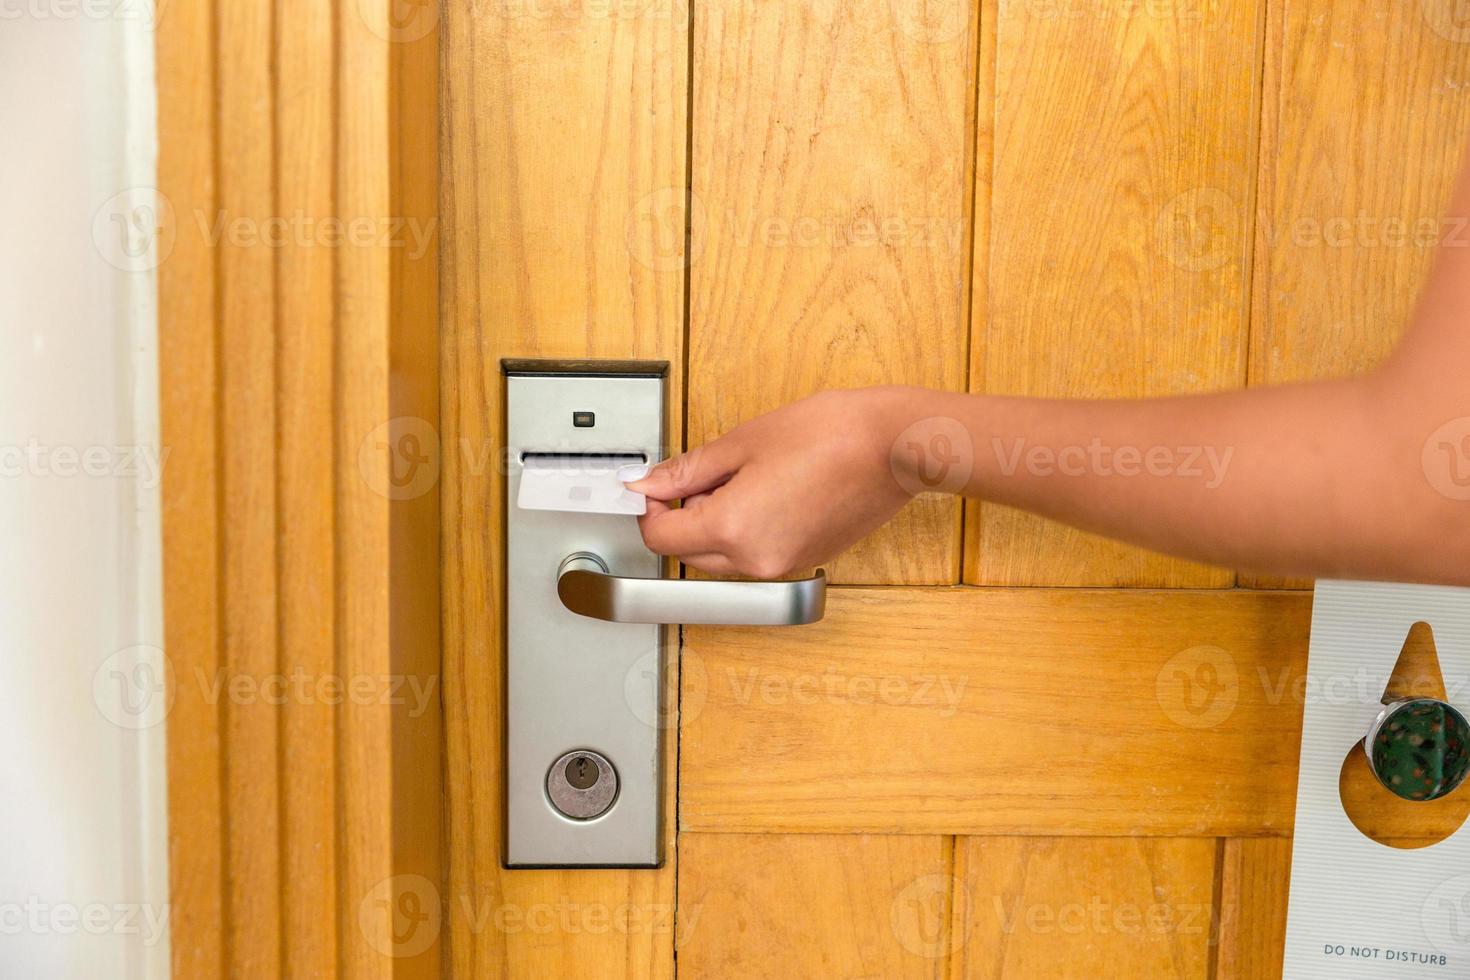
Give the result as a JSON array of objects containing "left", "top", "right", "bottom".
[{"left": 624, "top": 387, "right": 924, "bottom": 577}]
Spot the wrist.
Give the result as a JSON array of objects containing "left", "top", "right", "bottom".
[{"left": 852, "top": 386, "right": 965, "bottom": 497}]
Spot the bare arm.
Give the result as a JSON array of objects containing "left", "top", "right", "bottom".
[{"left": 628, "top": 155, "right": 1470, "bottom": 586}]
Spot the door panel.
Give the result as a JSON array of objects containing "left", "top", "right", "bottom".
[
  {"left": 680, "top": 589, "right": 1311, "bottom": 836},
  {"left": 1245, "top": 0, "right": 1470, "bottom": 588},
  {"left": 435, "top": 1, "right": 1470, "bottom": 978},
  {"left": 952, "top": 837, "right": 1218, "bottom": 978},
  {"left": 218, "top": 0, "right": 283, "bottom": 969},
  {"left": 1252, "top": 0, "right": 1470, "bottom": 390},
  {"left": 968, "top": 0, "right": 1261, "bottom": 588},
  {"left": 689, "top": 0, "right": 976, "bottom": 585},
  {"left": 677, "top": 833, "right": 953, "bottom": 979},
  {"left": 1215, "top": 838, "right": 1292, "bottom": 980},
  {"left": 277, "top": 0, "right": 339, "bottom": 973}
]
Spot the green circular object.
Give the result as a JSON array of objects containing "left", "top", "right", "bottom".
[{"left": 1365, "top": 698, "right": 1470, "bottom": 802}]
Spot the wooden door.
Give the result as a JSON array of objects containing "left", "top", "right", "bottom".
[{"left": 440, "top": 1, "right": 1470, "bottom": 977}]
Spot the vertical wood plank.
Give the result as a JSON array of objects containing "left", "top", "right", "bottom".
[
  {"left": 157, "top": 0, "right": 224, "bottom": 973},
  {"left": 440, "top": 1, "right": 686, "bottom": 977},
  {"left": 1244, "top": 0, "right": 1470, "bottom": 588},
  {"left": 688, "top": 0, "right": 977, "bottom": 585},
  {"left": 1251, "top": 0, "right": 1470, "bottom": 387},
  {"left": 968, "top": 0, "right": 1262, "bottom": 587},
  {"left": 1214, "top": 838, "right": 1291, "bottom": 979},
  {"left": 217, "top": 0, "right": 281, "bottom": 973},
  {"left": 385, "top": 9, "right": 444, "bottom": 980},
  {"left": 276, "top": 0, "right": 339, "bottom": 974},
  {"left": 951, "top": 837, "right": 1218, "bottom": 979},
  {"left": 336, "top": 2, "right": 394, "bottom": 976},
  {"left": 678, "top": 833, "right": 955, "bottom": 979}
]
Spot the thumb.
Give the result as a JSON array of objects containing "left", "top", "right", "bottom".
[{"left": 625, "top": 440, "right": 740, "bottom": 500}]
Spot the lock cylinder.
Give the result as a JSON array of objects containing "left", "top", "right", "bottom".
[{"left": 546, "top": 749, "right": 619, "bottom": 820}]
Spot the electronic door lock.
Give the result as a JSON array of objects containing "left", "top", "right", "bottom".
[{"left": 502, "top": 360, "right": 826, "bottom": 870}]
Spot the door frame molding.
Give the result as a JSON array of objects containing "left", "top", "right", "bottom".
[{"left": 157, "top": 1, "right": 441, "bottom": 974}]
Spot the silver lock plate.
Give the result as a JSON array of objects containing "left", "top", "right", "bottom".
[{"left": 503, "top": 361, "right": 666, "bottom": 868}]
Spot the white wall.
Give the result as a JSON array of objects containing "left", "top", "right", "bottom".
[{"left": 0, "top": 5, "right": 170, "bottom": 978}]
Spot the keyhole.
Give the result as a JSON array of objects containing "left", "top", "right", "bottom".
[{"left": 566, "top": 755, "right": 599, "bottom": 790}]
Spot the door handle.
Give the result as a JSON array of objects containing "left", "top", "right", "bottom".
[{"left": 557, "top": 552, "right": 826, "bottom": 626}]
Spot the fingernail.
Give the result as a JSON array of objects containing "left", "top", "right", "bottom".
[{"left": 618, "top": 463, "right": 651, "bottom": 485}]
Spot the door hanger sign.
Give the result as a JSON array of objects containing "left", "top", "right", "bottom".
[{"left": 1284, "top": 580, "right": 1470, "bottom": 977}]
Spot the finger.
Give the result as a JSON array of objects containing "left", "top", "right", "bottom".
[
  {"left": 640, "top": 496, "right": 675, "bottom": 519},
  {"left": 637, "top": 498, "right": 733, "bottom": 573},
  {"left": 683, "top": 489, "right": 715, "bottom": 508},
  {"left": 625, "top": 440, "right": 742, "bottom": 500},
  {"left": 678, "top": 552, "right": 737, "bottom": 576},
  {"left": 638, "top": 488, "right": 711, "bottom": 518},
  {"left": 637, "top": 488, "right": 715, "bottom": 531},
  {"left": 636, "top": 501, "right": 724, "bottom": 557}
]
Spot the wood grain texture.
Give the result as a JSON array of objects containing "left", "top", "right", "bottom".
[
  {"left": 217, "top": 0, "right": 282, "bottom": 971},
  {"left": 451, "top": 1, "right": 688, "bottom": 355},
  {"left": 1214, "top": 837, "right": 1291, "bottom": 980},
  {"left": 1243, "top": 0, "right": 1470, "bottom": 588},
  {"left": 335, "top": 1, "right": 392, "bottom": 975},
  {"left": 277, "top": 0, "right": 339, "bottom": 972},
  {"left": 170, "top": 0, "right": 1470, "bottom": 976},
  {"left": 332, "top": 4, "right": 443, "bottom": 977},
  {"left": 689, "top": 0, "right": 976, "bottom": 585},
  {"left": 678, "top": 833, "right": 954, "bottom": 979},
  {"left": 680, "top": 588, "right": 1314, "bottom": 835},
  {"left": 951, "top": 837, "right": 1218, "bottom": 979},
  {"left": 386, "top": 10, "right": 444, "bottom": 980},
  {"left": 157, "top": 2, "right": 441, "bottom": 975},
  {"left": 439, "top": 2, "right": 686, "bottom": 976},
  {"left": 157, "top": 0, "right": 224, "bottom": 974},
  {"left": 967, "top": 0, "right": 1261, "bottom": 587},
  {"left": 1251, "top": 0, "right": 1470, "bottom": 385}
]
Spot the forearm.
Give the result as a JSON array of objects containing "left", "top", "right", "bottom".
[
  {"left": 867, "top": 140, "right": 1470, "bottom": 587},
  {"left": 631, "top": 146, "right": 1470, "bottom": 583},
  {"left": 881, "top": 371, "right": 1467, "bottom": 585}
]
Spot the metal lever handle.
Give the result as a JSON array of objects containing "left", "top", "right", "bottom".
[{"left": 557, "top": 552, "right": 826, "bottom": 626}]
